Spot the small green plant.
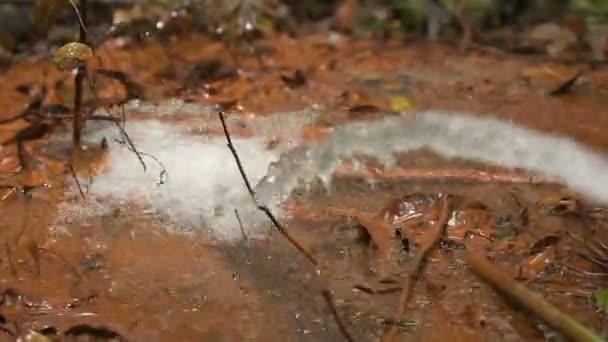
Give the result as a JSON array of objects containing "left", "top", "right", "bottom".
[
  {"left": 390, "top": 0, "right": 426, "bottom": 31},
  {"left": 594, "top": 288, "right": 608, "bottom": 313},
  {"left": 572, "top": 0, "right": 608, "bottom": 23}
]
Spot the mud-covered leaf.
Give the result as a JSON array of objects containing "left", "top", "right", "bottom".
[
  {"left": 80, "top": 253, "right": 104, "bottom": 273},
  {"left": 2, "top": 123, "right": 52, "bottom": 146},
  {"left": 348, "top": 104, "right": 382, "bottom": 113},
  {"left": 520, "top": 246, "right": 557, "bottom": 280},
  {"left": 381, "top": 318, "right": 418, "bottom": 332},
  {"left": 43, "top": 104, "right": 71, "bottom": 118},
  {"left": 185, "top": 59, "right": 237, "bottom": 88},
  {"left": 440, "top": 238, "right": 465, "bottom": 250},
  {"left": 24, "top": 330, "right": 55, "bottom": 342},
  {"left": 492, "top": 222, "right": 518, "bottom": 239},
  {"left": 96, "top": 69, "right": 146, "bottom": 100},
  {"left": 0, "top": 288, "right": 36, "bottom": 308},
  {"left": 37, "top": 327, "right": 59, "bottom": 337},
  {"left": 15, "top": 83, "right": 33, "bottom": 95},
  {"left": 280, "top": 69, "right": 307, "bottom": 88},
  {"left": 594, "top": 288, "right": 608, "bottom": 313},
  {"left": 65, "top": 324, "right": 127, "bottom": 341},
  {"left": 529, "top": 235, "right": 561, "bottom": 255},
  {"left": 548, "top": 196, "right": 580, "bottom": 215},
  {"left": 214, "top": 99, "right": 239, "bottom": 111},
  {"left": 547, "top": 71, "right": 582, "bottom": 96},
  {"left": 25, "top": 239, "right": 41, "bottom": 276}
]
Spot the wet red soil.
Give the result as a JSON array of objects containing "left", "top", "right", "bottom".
[{"left": 0, "top": 32, "right": 606, "bottom": 341}]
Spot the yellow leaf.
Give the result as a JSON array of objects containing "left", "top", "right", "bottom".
[
  {"left": 390, "top": 95, "right": 412, "bottom": 112},
  {"left": 24, "top": 330, "right": 53, "bottom": 342},
  {"left": 257, "top": 16, "right": 275, "bottom": 36}
]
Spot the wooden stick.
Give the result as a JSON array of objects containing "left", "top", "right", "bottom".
[{"left": 466, "top": 249, "right": 605, "bottom": 342}]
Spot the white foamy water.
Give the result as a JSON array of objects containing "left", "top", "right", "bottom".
[
  {"left": 57, "top": 120, "right": 278, "bottom": 241},
  {"left": 57, "top": 104, "right": 608, "bottom": 242},
  {"left": 256, "top": 110, "right": 608, "bottom": 210},
  {"left": 56, "top": 100, "right": 320, "bottom": 241}
]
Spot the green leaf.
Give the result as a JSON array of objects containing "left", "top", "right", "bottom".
[{"left": 594, "top": 288, "right": 608, "bottom": 313}]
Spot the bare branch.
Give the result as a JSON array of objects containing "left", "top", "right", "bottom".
[
  {"left": 234, "top": 208, "right": 248, "bottom": 241},
  {"left": 89, "top": 114, "right": 147, "bottom": 171},
  {"left": 217, "top": 111, "right": 317, "bottom": 266},
  {"left": 321, "top": 290, "right": 356, "bottom": 342},
  {"left": 68, "top": 163, "right": 87, "bottom": 199}
]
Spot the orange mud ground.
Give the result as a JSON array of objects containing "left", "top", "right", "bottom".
[{"left": 0, "top": 32, "right": 606, "bottom": 341}]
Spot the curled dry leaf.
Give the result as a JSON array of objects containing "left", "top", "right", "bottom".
[
  {"left": 547, "top": 71, "right": 582, "bottom": 96},
  {"left": 519, "top": 244, "right": 557, "bottom": 280}
]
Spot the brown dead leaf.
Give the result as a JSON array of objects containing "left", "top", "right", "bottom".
[{"left": 519, "top": 246, "right": 556, "bottom": 280}]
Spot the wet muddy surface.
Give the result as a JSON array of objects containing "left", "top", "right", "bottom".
[{"left": 0, "top": 31, "right": 607, "bottom": 341}]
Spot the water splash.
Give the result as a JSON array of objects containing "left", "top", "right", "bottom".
[{"left": 255, "top": 110, "right": 608, "bottom": 211}]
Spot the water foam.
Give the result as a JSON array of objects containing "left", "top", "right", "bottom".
[
  {"left": 256, "top": 111, "right": 608, "bottom": 210},
  {"left": 58, "top": 107, "right": 608, "bottom": 241},
  {"left": 56, "top": 100, "right": 320, "bottom": 241}
]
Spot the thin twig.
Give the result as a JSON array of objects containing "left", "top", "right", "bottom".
[
  {"left": 15, "top": 191, "right": 32, "bottom": 247},
  {"left": 217, "top": 111, "right": 317, "bottom": 266},
  {"left": 89, "top": 114, "right": 147, "bottom": 171},
  {"left": 68, "top": 163, "right": 86, "bottom": 199},
  {"left": 5, "top": 242, "right": 17, "bottom": 277},
  {"left": 112, "top": 138, "right": 167, "bottom": 185},
  {"left": 26, "top": 239, "right": 41, "bottom": 277},
  {"left": 352, "top": 284, "right": 402, "bottom": 295},
  {"left": 38, "top": 247, "right": 83, "bottom": 279},
  {"left": 382, "top": 195, "right": 451, "bottom": 342},
  {"left": 234, "top": 208, "right": 248, "bottom": 241},
  {"left": 72, "top": 0, "right": 88, "bottom": 145},
  {"left": 219, "top": 111, "right": 358, "bottom": 341},
  {"left": 321, "top": 290, "right": 356, "bottom": 342},
  {"left": 67, "top": 0, "right": 89, "bottom": 38},
  {"left": 76, "top": 61, "right": 148, "bottom": 173}
]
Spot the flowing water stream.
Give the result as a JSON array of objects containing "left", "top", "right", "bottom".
[{"left": 56, "top": 100, "right": 608, "bottom": 243}]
